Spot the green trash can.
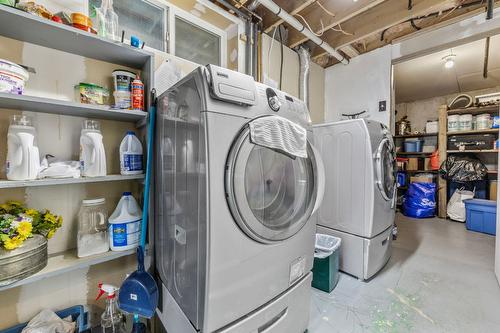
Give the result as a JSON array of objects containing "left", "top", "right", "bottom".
[{"left": 312, "top": 234, "right": 341, "bottom": 293}]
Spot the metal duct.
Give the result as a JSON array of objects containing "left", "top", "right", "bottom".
[
  {"left": 297, "top": 46, "right": 310, "bottom": 109},
  {"left": 255, "top": 0, "right": 349, "bottom": 65}
]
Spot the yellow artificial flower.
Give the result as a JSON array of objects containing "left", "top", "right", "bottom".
[
  {"left": 16, "top": 221, "right": 32, "bottom": 238},
  {"left": 45, "top": 213, "right": 57, "bottom": 224},
  {"left": 56, "top": 216, "right": 63, "bottom": 227},
  {"left": 3, "top": 236, "right": 23, "bottom": 250},
  {"left": 47, "top": 229, "right": 55, "bottom": 239},
  {"left": 25, "top": 209, "right": 39, "bottom": 218}
]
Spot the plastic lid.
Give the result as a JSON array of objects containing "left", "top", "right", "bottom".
[
  {"left": 82, "top": 198, "right": 105, "bottom": 205},
  {"left": 112, "top": 69, "right": 136, "bottom": 77},
  {"left": 123, "top": 192, "right": 132, "bottom": 196},
  {"left": 0, "top": 59, "right": 29, "bottom": 81},
  {"left": 127, "top": 131, "right": 136, "bottom": 135}
]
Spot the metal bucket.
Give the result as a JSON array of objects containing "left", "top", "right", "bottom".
[{"left": 0, "top": 235, "right": 48, "bottom": 286}]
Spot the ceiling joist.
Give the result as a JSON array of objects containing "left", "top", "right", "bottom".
[{"left": 262, "top": 0, "right": 317, "bottom": 33}]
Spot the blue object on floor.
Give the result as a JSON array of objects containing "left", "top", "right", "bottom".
[
  {"left": 403, "top": 182, "right": 436, "bottom": 218},
  {"left": 397, "top": 172, "right": 406, "bottom": 187},
  {"left": 464, "top": 199, "right": 497, "bottom": 235},
  {"left": 448, "top": 180, "right": 487, "bottom": 200},
  {"left": 0, "top": 305, "right": 88, "bottom": 333}
]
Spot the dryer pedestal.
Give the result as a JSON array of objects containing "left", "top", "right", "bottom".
[{"left": 317, "top": 225, "right": 393, "bottom": 281}]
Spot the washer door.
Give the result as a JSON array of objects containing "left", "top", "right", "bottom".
[
  {"left": 375, "top": 137, "right": 396, "bottom": 201},
  {"left": 226, "top": 123, "right": 317, "bottom": 244}
]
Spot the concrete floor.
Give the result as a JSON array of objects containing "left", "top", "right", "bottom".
[{"left": 309, "top": 213, "right": 500, "bottom": 333}]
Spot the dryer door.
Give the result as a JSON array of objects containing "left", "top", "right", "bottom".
[
  {"left": 375, "top": 136, "right": 396, "bottom": 202},
  {"left": 225, "top": 123, "right": 318, "bottom": 244}
]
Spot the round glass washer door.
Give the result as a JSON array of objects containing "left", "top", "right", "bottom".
[
  {"left": 375, "top": 137, "right": 396, "bottom": 201},
  {"left": 225, "top": 126, "right": 317, "bottom": 244}
]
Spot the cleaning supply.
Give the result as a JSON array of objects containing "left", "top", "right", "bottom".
[
  {"left": 6, "top": 115, "right": 40, "bottom": 180},
  {"left": 77, "top": 198, "right": 109, "bottom": 258},
  {"left": 131, "top": 75, "right": 144, "bottom": 111},
  {"left": 96, "top": 283, "right": 125, "bottom": 333},
  {"left": 118, "top": 90, "right": 158, "bottom": 319},
  {"left": 120, "top": 132, "right": 143, "bottom": 175},
  {"left": 95, "top": 0, "right": 119, "bottom": 41},
  {"left": 108, "top": 192, "right": 142, "bottom": 251},
  {"left": 80, "top": 120, "right": 106, "bottom": 177},
  {"left": 0, "top": 59, "right": 29, "bottom": 95}
]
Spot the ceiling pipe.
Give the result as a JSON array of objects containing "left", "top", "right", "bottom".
[
  {"left": 253, "top": 0, "right": 349, "bottom": 65},
  {"left": 297, "top": 46, "right": 311, "bottom": 109}
]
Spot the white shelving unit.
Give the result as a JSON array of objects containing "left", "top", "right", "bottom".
[
  {"left": 0, "top": 174, "right": 144, "bottom": 189},
  {"left": 0, "top": 249, "right": 135, "bottom": 292},
  {"left": 0, "top": 5, "right": 154, "bottom": 290}
]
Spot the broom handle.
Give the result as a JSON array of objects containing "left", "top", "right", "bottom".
[{"left": 140, "top": 91, "right": 156, "bottom": 251}]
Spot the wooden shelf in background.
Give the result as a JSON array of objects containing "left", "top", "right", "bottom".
[
  {"left": 447, "top": 150, "right": 499, "bottom": 154},
  {"left": 447, "top": 129, "right": 498, "bottom": 135},
  {"left": 394, "top": 133, "right": 438, "bottom": 138},
  {"left": 396, "top": 152, "right": 433, "bottom": 156},
  {"left": 447, "top": 105, "right": 499, "bottom": 115}
]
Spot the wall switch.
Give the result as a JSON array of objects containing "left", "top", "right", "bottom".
[{"left": 379, "top": 100, "right": 387, "bottom": 112}]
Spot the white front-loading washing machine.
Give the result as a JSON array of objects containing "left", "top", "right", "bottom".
[
  {"left": 313, "top": 119, "right": 396, "bottom": 280},
  {"left": 155, "top": 65, "right": 324, "bottom": 333}
]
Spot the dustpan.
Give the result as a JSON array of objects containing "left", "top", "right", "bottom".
[{"left": 118, "top": 91, "right": 158, "bottom": 319}]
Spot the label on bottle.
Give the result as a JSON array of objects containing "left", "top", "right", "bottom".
[
  {"left": 131, "top": 80, "right": 144, "bottom": 111},
  {"left": 122, "top": 153, "right": 143, "bottom": 172},
  {"left": 110, "top": 220, "right": 141, "bottom": 247}
]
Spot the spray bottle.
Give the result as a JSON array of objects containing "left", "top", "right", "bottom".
[{"left": 96, "top": 283, "right": 126, "bottom": 333}]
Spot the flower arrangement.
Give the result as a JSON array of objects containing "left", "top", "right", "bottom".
[{"left": 0, "top": 201, "right": 63, "bottom": 250}]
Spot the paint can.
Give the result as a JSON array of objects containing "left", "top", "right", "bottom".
[
  {"left": 447, "top": 114, "right": 460, "bottom": 132},
  {"left": 458, "top": 114, "right": 473, "bottom": 131},
  {"left": 476, "top": 113, "right": 491, "bottom": 130}
]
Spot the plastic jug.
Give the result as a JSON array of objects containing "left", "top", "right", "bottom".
[
  {"left": 6, "top": 115, "right": 40, "bottom": 180},
  {"left": 108, "top": 192, "right": 142, "bottom": 251},
  {"left": 77, "top": 198, "right": 109, "bottom": 258},
  {"left": 80, "top": 120, "right": 107, "bottom": 177},
  {"left": 96, "top": 0, "right": 119, "bottom": 41},
  {"left": 119, "top": 131, "right": 143, "bottom": 175}
]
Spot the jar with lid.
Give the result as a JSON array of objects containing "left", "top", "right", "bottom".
[{"left": 77, "top": 198, "right": 109, "bottom": 257}]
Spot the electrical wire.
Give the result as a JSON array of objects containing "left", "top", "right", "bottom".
[
  {"left": 331, "top": 23, "right": 353, "bottom": 36},
  {"left": 278, "top": 26, "right": 284, "bottom": 89},
  {"left": 295, "top": 13, "right": 324, "bottom": 36},
  {"left": 267, "top": 26, "right": 278, "bottom": 79},
  {"left": 316, "top": 1, "right": 336, "bottom": 17}
]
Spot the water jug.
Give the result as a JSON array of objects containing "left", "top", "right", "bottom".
[
  {"left": 80, "top": 120, "right": 106, "bottom": 177},
  {"left": 108, "top": 192, "right": 142, "bottom": 251},
  {"left": 119, "top": 131, "right": 143, "bottom": 175},
  {"left": 77, "top": 198, "right": 109, "bottom": 258},
  {"left": 6, "top": 115, "right": 40, "bottom": 180}
]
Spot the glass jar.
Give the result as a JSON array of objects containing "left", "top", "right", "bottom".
[{"left": 77, "top": 198, "right": 109, "bottom": 257}]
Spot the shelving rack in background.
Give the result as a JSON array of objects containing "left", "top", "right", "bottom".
[
  {"left": 438, "top": 104, "right": 500, "bottom": 218},
  {"left": 0, "top": 5, "right": 154, "bottom": 292}
]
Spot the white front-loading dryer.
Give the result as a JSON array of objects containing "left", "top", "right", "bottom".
[
  {"left": 313, "top": 119, "right": 396, "bottom": 280},
  {"left": 155, "top": 65, "right": 324, "bottom": 333}
]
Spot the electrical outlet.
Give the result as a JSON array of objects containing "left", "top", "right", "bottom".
[{"left": 379, "top": 100, "right": 387, "bottom": 112}]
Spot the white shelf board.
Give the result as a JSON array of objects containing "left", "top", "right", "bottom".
[
  {"left": 0, "top": 5, "right": 152, "bottom": 68},
  {"left": 0, "top": 174, "right": 144, "bottom": 189},
  {"left": 0, "top": 248, "right": 135, "bottom": 292},
  {"left": 0, "top": 93, "right": 147, "bottom": 122}
]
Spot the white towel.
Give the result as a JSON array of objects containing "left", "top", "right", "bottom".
[{"left": 249, "top": 116, "right": 307, "bottom": 158}]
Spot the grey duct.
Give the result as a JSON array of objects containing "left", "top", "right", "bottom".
[
  {"left": 252, "top": 0, "right": 349, "bottom": 65},
  {"left": 297, "top": 46, "right": 310, "bottom": 109}
]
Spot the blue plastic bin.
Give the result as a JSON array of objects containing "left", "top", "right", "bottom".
[
  {"left": 0, "top": 305, "right": 88, "bottom": 333},
  {"left": 404, "top": 140, "right": 423, "bottom": 152},
  {"left": 464, "top": 199, "right": 497, "bottom": 235}
]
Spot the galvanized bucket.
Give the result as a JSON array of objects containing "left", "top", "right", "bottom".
[{"left": 0, "top": 235, "right": 48, "bottom": 286}]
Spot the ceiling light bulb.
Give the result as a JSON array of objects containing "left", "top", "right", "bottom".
[{"left": 444, "top": 58, "right": 455, "bottom": 69}]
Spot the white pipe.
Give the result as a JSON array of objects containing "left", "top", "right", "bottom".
[{"left": 257, "top": 0, "right": 349, "bottom": 64}]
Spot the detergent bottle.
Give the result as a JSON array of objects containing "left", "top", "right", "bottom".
[
  {"left": 6, "top": 115, "right": 40, "bottom": 180},
  {"left": 80, "top": 120, "right": 107, "bottom": 177},
  {"left": 119, "top": 131, "right": 143, "bottom": 175},
  {"left": 108, "top": 192, "right": 142, "bottom": 251},
  {"left": 96, "top": 283, "right": 125, "bottom": 333}
]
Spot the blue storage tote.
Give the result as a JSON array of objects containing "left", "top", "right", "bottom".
[
  {"left": 448, "top": 181, "right": 487, "bottom": 200},
  {"left": 464, "top": 199, "right": 497, "bottom": 235}
]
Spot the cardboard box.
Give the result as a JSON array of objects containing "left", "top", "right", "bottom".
[
  {"left": 490, "top": 180, "right": 497, "bottom": 201},
  {"left": 406, "top": 158, "right": 419, "bottom": 171},
  {"left": 410, "top": 175, "right": 434, "bottom": 183}
]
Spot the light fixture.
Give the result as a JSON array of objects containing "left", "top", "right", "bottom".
[{"left": 442, "top": 53, "right": 456, "bottom": 69}]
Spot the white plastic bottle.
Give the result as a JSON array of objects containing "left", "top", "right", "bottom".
[
  {"left": 108, "top": 192, "right": 142, "bottom": 251},
  {"left": 6, "top": 115, "right": 40, "bottom": 180},
  {"left": 80, "top": 120, "right": 107, "bottom": 177},
  {"left": 119, "top": 131, "right": 143, "bottom": 175}
]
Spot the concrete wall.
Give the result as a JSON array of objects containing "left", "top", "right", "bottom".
[
  {"left": 261, "top": 34, "right": 325, "bottom": 124},
  {"left": 324, "top": 45, "right": 392, "bottom": 125}
]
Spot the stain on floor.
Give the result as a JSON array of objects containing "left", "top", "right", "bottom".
[{"left": 309, "top": 214, "right": 500, "bottom": 333}]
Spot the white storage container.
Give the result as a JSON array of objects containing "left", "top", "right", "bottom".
[
  {"left": 425, "top": 121, "right": 438, "bottom": 134},
  {"left": 447, "top": 115, "right": 460, "bottom": 132},
  {"left": 476, "top": 113, "right": 491, "bottom": 130},
  {"left": 77, "top": 198, "right": 109, "bottom": 257},
  {"left": 108, "top": 192, "right": 142, "bottom": 251},
  {"left": 458, "top": 114, "right": 472, "bottom": 131},
  {"left": 0, "top": 59, "right": 29, "bottom": 95},
  {"left": 119, "top": 131, "right": 143, "bottom": 175}
]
